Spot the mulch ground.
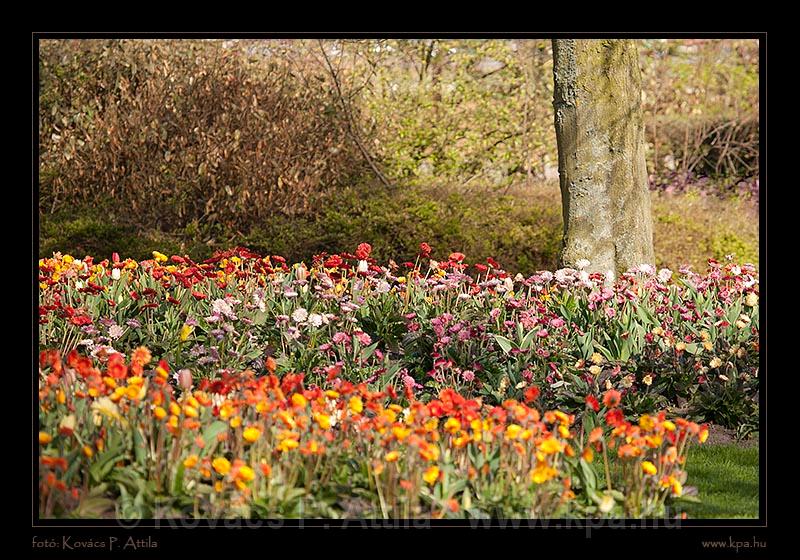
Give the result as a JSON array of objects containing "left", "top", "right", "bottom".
[{"left": 704, "top": 423, "right": 759, "bottom": 448}]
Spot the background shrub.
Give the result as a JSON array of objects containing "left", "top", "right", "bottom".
[
  {"left": 38, "top": 38, "right": 759, "bottom": 273},
  {"left": 39, "top": 40, "right": 364, "bottom": 231}
]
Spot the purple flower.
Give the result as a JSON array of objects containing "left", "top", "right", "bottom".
[{"left": 210, "top": 329, "right": 225, "bottom": 340}]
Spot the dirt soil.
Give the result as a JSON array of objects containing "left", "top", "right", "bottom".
[{"left": 705, "top": 423, "right": 759, "bottom": 448}]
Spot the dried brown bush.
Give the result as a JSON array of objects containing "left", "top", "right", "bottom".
[{"left": 39, "top": 39, "right": 364, "bottom": 231}]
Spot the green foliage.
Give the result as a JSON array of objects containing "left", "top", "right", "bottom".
[
  {"left": 357, "top": 39, "right": 554, "bottom": 187},
  {"left": 708, "top": 231, "right": 759, "bottom": 265},
  {"left": 41, "top": 184, "right": 758, "bottom": 277}
]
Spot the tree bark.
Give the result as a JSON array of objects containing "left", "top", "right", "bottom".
[{"left": 552, "top": 39, "right": 654, "bottom": 276}]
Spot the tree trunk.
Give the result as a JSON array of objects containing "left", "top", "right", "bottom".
[{"left": 552, "top": 39, "right": 654, "bottom": 276}]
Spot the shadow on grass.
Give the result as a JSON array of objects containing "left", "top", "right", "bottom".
[{"left": 681, "top": 444, "right": 759, "bottom": 519}]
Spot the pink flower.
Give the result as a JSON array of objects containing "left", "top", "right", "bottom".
[
  {"left": 178, "top": 369, "right": 193, "bottom": 391},
  {"left": 403, "top": 373, "right": 422, "bottom": 390},
  {"left": 461, "top": 370, "right": 475, "bottom": 382},
  {"left": 332, "top": 331, "right": 350, "bottom": 345},
  {"left": 536, "top": 329, "right": 549, "bottom": 338},
  {"left": 354, "top": 331, "right": 372, "bottom": 346}
]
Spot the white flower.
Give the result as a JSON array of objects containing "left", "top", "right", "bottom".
[
  {"left": 211, "top": 297, "right": 239, "bottom": 320},
  {"left": 657, "top": 268, "right": 673, "bottom": 283},
  {"left": 599, "top": 493, "right": 615, "bottom": 514},
  {"left": 307, "top": 313, "right": 324, "bottom": 328},
  {"left": 111, "top": 268, "right": 121, "bottom": 281},
  {"left": 292, "top": 307, "right": 308, "bottom": 323},
  {"left": 575, "top": 259, "right": 591, "bottom": 270},
  {"left": 357, "top": 260, "right": 369, "bottom": 273},
  {"left": 554, "top": 269, "right": 574, "bottom": 285}
]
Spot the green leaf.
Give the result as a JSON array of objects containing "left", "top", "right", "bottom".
[
  {"left": 521, "top": 329, "right": 537, "bottom": 350},
  {"left": 684, "top": 343, "right": 701, "bottom": 355},
  {"left": 89, "top": 435, "right": 126, "bottom": 484},
  {"left": 133, "top": 427, "right": 147, "bottom": 466},
  {"left": 361, "top": 341, "right": 380, "bottom": 361},
  {"left": 199, "top": 421, "right": 228, "bottom": 456},
  {"left": 593, "top": 343, "right": 614, "bottom": 362},
  {"left": 74, "top": 496, "right": 115, "bottom": 518},
  {"left": 579, "top": 458, "right": 597, "bottom": 491},
  {"left": 172, "top": 461, "right": 186, "bottom": 495},
  {"left": 493, "top": 335, "right": 514, "bottom": 355},
  {"left": 673, "top": 494, "right": 702, "bottom": 504},
  {"left": 577, "top": 330, "right": 594, "bottom": 359}
]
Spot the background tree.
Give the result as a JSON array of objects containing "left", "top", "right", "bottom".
[{"left": 552, "top": 39, "right": 655, "bottom": 275}]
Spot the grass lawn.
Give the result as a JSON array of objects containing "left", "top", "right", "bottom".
[{"left": 682, "top": 443, "right": 760, "bottom": 519}]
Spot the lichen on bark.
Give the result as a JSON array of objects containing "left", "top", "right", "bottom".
[{"left": 552, "top": 39, "right": 655, "bottom": 276}]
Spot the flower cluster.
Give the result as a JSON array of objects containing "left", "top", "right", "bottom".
[
  {"left": 38, "top": 348, "right": 708, "bottom": 519},
  {"left": 38, "top": 246, "right": 758, "bottom": 433}
]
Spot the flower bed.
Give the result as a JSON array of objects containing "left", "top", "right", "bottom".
[
  {"left": 39, "top": 349, "right": 707, "bottom": 519},
  {"left": 37, "top": 245, "right": 758, "bottom": 518},
  {"left": 38, "top": 245, "right": 759, "bottom": 431}
]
